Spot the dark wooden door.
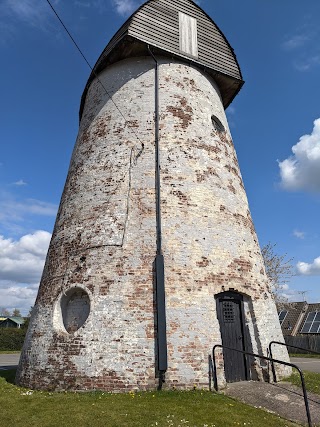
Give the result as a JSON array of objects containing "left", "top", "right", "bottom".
[{"left": 216, "top": 292, "right": 247, "bottom": 382}]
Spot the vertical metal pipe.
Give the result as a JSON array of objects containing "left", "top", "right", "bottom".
[
  {"left": 156, "top": 254, "right": 167, "bottom": 372},
  {"left": 268, "top": 342, "right": 277, "bottom": 383},
  {"left": 148, "top": 46, "right": 168, "bottom": 387},
  {"left": 148, "top": 46, "right": 162, "bottom": 255}
]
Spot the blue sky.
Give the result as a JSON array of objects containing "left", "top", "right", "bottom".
[{"left": 1, "top": 0, "right": 320, "bottom": 315}]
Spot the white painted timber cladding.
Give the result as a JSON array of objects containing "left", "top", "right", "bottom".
[{"left": 179, "top": 12, "right": 198, "bottom": 57}]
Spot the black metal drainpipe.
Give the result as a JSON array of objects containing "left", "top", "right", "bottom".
[{"left": 148, "top": 45, "right": 168, "bottom": 389}]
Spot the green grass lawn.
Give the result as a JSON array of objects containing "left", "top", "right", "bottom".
[
  {"left": 286, "top": 370, "right": 320, "bottom": 395},
  {"left": 0, "top": 350, "right": 21, "bottom": 354},
  {"left": 0, "top": 370, "right": 297, "bottom": 427},
  {"left": 290, "top": 353, "right": 320, "bottom": 359}
]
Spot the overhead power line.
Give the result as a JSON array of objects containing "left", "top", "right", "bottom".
[{"left": 45, "top": 0, "right": 145, "bottom": 148}]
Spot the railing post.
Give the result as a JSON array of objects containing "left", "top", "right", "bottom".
[
  {"left": 212, "top": 345, "right": 219, "bottom": 392},
  {"left": 208, "top": 354, "right": 213, "bottom": 392},
  {"left": 268, "top": 342, "right": 277, "bottom": 383},
  {"left": 268, "top": 340, "right": 318, "bottom": 427},
  {"left": 298, "top": 367, "right": 313, "bottom": 427}
]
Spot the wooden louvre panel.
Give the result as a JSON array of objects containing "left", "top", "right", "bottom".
[{"left": 179, "top": 12, "right": 198, "bottom": 58}]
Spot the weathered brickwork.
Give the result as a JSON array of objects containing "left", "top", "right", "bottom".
[{"left": 16, "top": 58, "right": 289, "bottom": 391}]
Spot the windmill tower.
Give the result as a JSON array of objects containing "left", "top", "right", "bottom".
[{"left": 16, "top": 0, "right": 289, "bottom": 391}]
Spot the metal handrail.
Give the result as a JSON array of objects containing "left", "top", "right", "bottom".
[
  {"left": 268, "top": 340, "right": 320, "bottom": 386},
  {"left": 212, "top": 344, "right": 312, "bottom": 427}
]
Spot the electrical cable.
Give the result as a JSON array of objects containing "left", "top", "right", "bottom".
[{"left": 45, "top": 0, "right": 146, "bottom": 148}]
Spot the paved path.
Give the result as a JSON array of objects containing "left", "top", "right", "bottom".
[
  {"left": 0, "top": 353, "right": 20, "bottom": 370},
  {"left": 224, "top": 381, "right": 320, "bottom": 426},
  {"left": 291, "top": 357, "right": 320, "bottom": 374}
]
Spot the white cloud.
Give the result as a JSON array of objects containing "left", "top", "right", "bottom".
[
  {"left": 111, "top": 0, "right": 202, "bottom": 17},
  {"left": 297, "top": 256, "right": 320, "bottom": 276},
  {"left": 278, "top": 118, "right": 320, "bottom": 192},
  {"left": 272, "top": 283, "right": 298, "bottom": 303},
  {"left": 0, "top": 283, "right": 39, "bottom": 316},
  {"left": 13, "top": 180, "right": 27, "bottom": 186},
  {"left": 226, "top": 106, "right": 236, "bottom": 129},
  {"left": 294, "top": 55, "right": 320, "bottom": 72},
  {"left": 112, "top": 0, "right": 143, "bottom": 17},
  {"left": 282, "top": 33, "right": 311, "bottom": 51},
  {"left": 226, "top": 105, "right": 236, "bottom": 115},
  {"left": 0, "top": 231, "right": 51, "bottom": 283},
  {"left": 1, "top": 0, "right": 56, "bottom": 28},
  {"left": 0, "top": 193, "right": 57, "bottom": 226},
  {"left": 280, "top": 291, "right": 298, "bottom": 302},
  {"left": 282, "top": 24, "right": 320, "bottom": 72},
  {"left": 22, "top": 199, "right": 58, "bottom": 216},
  {"left": 0, "top": 187, "right": 57, "bottom": 239},
  {"left": 0, "top": 0, "right": 62, "bottom": 44},
  {"left": 293, "top": 230, "right": 305, "bottom": 239},
  {"left": 0, "top": 231, "right": 51, "bottom": 315}
]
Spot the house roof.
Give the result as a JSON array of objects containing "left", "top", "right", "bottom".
[
  {"left": 10, "top": 317, "right": 25, "bottom": 325},
  {"left": 299, "top": 303, "right": 320, "bottom": 334},
  {"left": 80, "top": 0, "right": 244, "bottom": 119},
  {"left": 278, "top": 302, "right": 308, "bottom": 336},
  {"left": 303, "top": 303, "right": 320, "bottom": 313},
  {"left": 277, "top": 302, "right": 320, "bottom": 336},
  {"left": 0, "top": 316, "right": 25, "bottom": 325}
]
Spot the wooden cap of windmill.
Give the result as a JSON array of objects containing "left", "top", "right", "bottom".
[{"left": 80, "top": 0, "right": 244, "bottom": 119}]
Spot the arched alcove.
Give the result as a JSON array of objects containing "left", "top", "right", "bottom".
[{"left": 60, "top": 287, "right": 90, "bottom": 333}]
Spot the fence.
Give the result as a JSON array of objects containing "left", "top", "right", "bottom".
[{"left": 285, "top": 335, "right": 320, "bottom": 353}]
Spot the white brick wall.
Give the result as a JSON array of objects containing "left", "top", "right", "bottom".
[{"left": 16, "top": 57, "right": 289, "bottom": 391}]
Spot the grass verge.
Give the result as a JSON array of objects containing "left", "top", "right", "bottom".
[
  {"left": 290, "top": 353, "right": 320, "bottom": 359},
  {"left": 0, "top": 350, "right": 21, "bottom": 354},
  {"left": 286, "top": 370, "right": 320, "bottom": 395},
  {"left": 0, "top": 369, "right": 297, "bottom": 427}
]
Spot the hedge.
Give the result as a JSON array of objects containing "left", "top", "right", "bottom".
[{"left": 0, "top": 328, "right": 26, "bottom": 351}]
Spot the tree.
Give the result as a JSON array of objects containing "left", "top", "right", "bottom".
[
  {"left": 261, "top": 242, "right": 295, "bottom": 304},
  {"left": 12, "top": 308, "right": 21, "bottom": 317},
  {"left": 0, "top": 308, "right": 10, "bottom": 317},
  {"left": 22, "top": 306, "right": 34, "bottom": 330},
  {"left": 22, "top": 317, "right": 30, "bottom": 330}
]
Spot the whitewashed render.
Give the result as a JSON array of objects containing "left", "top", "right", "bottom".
[{"left": 16, "top": 0, "right": 289, "bottom": 392}]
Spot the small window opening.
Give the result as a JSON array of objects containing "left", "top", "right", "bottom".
[
  {"left": 61, "top": 287, "right": 90, "bottom": 333},
  {"left": 211, "top": 115, "right": 225, "bottom": 133},
  {"left": 222, "top": 301, "right": 235, "bottom": 323}
]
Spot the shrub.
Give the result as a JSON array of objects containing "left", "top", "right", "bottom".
[{"left": 0, "top": 328, "right": 26, "bottom": 351}]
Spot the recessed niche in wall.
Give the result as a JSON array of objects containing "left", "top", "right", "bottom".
[
  {"left": 211, "top": 115, "right": 225, "bottom": 133},
  {"left": 60, "top": 287, "right": 90, "bottom": 333}
]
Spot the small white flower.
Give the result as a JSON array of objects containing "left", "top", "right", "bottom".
[{"left": 21, "top": 390, "right": 33, "bottom": 396}]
